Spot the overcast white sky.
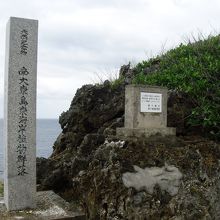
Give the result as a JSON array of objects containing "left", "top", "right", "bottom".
[{"left": 0, "top": 0, "right": 220, "bottom": 118}]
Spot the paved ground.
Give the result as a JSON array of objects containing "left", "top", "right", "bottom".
[{"left": 0, "top": 191, "right": 85, "bottom": 220}]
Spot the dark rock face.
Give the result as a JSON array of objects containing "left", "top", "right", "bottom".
[
  {"left": 119, "top": 63, "right": 135, "bottom": 84},
  {"left": 38, "top": 82, "right": 125, "bottom": 192},
  {"left": 53, "top": 83, "right": 125, "bottom": 156},
  {"left": 38, "top": 135, "right": 220, "bottom": 219},
  {"left": 71, "top": 136, "right": 220, "bottom": 220},
  {"left": 37, "top": 72, "right": 220, "bottom": 219},
  {"left": 60, "top": 83, "right": 124, "bottom": 132}
]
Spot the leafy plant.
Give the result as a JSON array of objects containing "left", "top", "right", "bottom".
[{"left": 133, "top": 35, "right": 220, "bottom": 140}]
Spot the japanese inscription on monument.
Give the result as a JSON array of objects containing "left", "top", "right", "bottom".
[
  {"left": 20, "top": 29, "right": 28, "bottom": 55},
  {"left": 4, "top": 17, "right": 38, "bottom": 211},
  {"left": 140, "top": 92, "right": 162, "bottom": 113},
  {"left": 17, "top": 66, "right": 29, "bottom": 176},
  {"left": 17, "top": 29, "right": 29, "bottom": 176}
]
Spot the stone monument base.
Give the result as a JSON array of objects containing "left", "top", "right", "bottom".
[
  {"left": 0, "top": 191, "right": 85, "bottom": 219},
  {"left": 117, "top": 127, "right": 176, "bottom": 138}
]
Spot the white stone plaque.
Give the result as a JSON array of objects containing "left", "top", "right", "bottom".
[{"left": 140, "top": 92, "right": 162, "bottom": 113}]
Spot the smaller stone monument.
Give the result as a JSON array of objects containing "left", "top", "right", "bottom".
[{"left": 117, "top": 85, "right": 176, "bottom": 138}]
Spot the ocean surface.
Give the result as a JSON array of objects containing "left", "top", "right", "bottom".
[{"left": 0, "top": 119, "right": 61, "bottom": 179}]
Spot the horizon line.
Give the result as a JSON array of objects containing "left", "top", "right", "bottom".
[{"left": 0, "top": 118, "right": 59, "bottom": 120}]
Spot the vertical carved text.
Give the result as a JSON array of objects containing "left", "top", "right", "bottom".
[{"left": 17, "top": 66, "right": 29, "bottom": 176}]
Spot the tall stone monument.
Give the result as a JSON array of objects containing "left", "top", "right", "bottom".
[
  {"left": 4, "top": 17, "right": 38, "bottom": 210},
  {"left": 117, "top": 85, "right": 176, "bottom": 138}
]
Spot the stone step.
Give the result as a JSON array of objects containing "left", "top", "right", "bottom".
[{"left": 0, "top": 191, "right": 86, "bottom": 220}]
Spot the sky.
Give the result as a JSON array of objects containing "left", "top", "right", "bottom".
[{"left": 0, "top": 0, "right": 220, "bottom": 119}]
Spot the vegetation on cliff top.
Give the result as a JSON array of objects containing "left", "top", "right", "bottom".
[{"left": 133, "top": 35, "right": 220, "bottom": 140}]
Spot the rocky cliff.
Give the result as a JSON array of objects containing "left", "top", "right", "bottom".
[{"left": 37, "top": 65, "right": 220, "bottom": 219}]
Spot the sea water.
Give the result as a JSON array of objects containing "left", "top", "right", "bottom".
[{"left": 0, "top": 119, "right": 61, "bottom": 179}]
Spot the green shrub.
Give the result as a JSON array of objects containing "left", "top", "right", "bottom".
[{"left": 133, "top": 35, "right": 220, "bottom": 140}]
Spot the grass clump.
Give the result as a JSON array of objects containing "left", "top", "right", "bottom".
[
  {"left": 110, "top": 76, "right": 124, "bottom": 90},
  {"left": 133, "top": 35, "right": 220, "bottom": 140}
]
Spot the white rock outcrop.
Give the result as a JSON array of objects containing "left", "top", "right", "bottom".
[{"left": 122, "top": 164, "right": 182, "bottom": 196}]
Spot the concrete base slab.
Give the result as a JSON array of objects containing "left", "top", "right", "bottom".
[
  {"left": 117, "top": 127, "right": 176, "bottom": 138},
  {"left": 0, "top": 191, "right": 85, "bottom": 220}
]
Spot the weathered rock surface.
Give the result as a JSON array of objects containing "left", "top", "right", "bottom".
[
  {"left": 37, "top": 66, "right": 220, "bottom": 219},
  {"left": 54, "top": 82, "right": 125, "bottom": 156},
  {"left": 38, "top": 134, "right": 220, "bottom": 219}
]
